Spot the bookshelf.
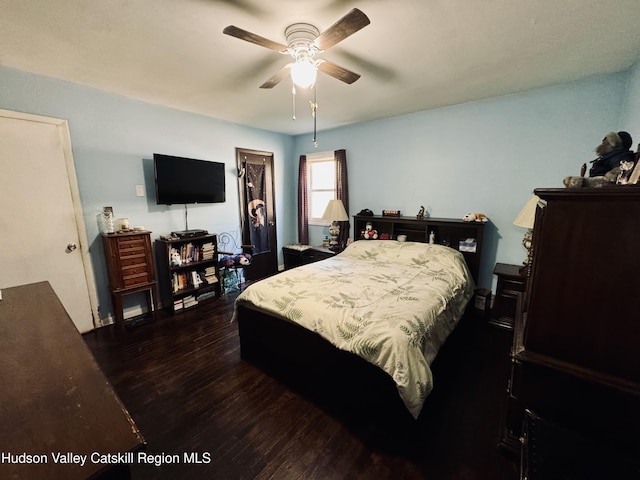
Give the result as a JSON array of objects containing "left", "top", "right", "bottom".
[{"left": 155, "top": 234, "right": 221, "bottom": 313}]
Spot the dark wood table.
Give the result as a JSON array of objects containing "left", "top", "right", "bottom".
[{"left": 0, "top": 282, "right": 145, "bottom": 479}]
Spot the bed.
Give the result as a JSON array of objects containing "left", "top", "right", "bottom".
[{"left": 233, "top": 239, "right": 476, "bottom": 422}]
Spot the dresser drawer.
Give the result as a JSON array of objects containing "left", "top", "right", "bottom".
[
  {"left": 122, "top": 262, "right": 149, "bottom": 276},
  {"left": 502, "top": 278, "right": 526, "bottom": 294},
  {"left": 103, "top": 232, "right": 155, "bottom": 290},
  {"left": 119, "top": 253, "right": 147, "bottom": 267},
  {"left": 122, "top": 270, "right": 152, "bottom": 287},
  {"left": 283, "top": 245, "right": 336, "bottom": 269},
  {"left": 116, "top": 236, "right": 147, "bottom": 255},
  {"left": 303, "top": 249, "right": 334, "bottom": 263}
]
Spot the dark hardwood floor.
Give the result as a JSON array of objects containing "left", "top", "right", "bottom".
[{"left": 84, "top": 289, "right": 520, "bottom": 480}]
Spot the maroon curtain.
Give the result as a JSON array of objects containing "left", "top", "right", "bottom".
[
  {"left": 297, "top": 150, "right": 349, "bottom": 247},
  {"left": 297, "top": 155, "right": 309, "bottom": 244},
  {"left": 335, "top": 149, "right": 350, "bottom": 247}
]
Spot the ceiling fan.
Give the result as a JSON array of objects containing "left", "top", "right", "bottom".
[{"left": 223, "top": 8, "right": 370, "bottom": 89}]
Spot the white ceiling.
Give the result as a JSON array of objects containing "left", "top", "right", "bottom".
[{"left": 2, "top": 0, "right": 640, "bottom": 136}]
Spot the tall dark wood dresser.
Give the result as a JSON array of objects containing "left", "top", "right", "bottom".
[{"left": 500, "top": 188, "right": 640, "bottom": 466}]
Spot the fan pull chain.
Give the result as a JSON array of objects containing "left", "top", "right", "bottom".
[
  {"left": 292, "top": 84, "right": 296, "bottom": 120},
  {"left": 311, "top": 84, "right": 318, "bottom": 147}
]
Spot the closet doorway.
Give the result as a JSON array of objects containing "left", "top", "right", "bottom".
[{"left": 236, "top": 148, "right": 278, "bottom": 280}]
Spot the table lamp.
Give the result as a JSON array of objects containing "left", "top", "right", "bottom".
[
  {"left": 322, "top": 199, "right": 349, "bottom": 250},
  {"left": 513, "top": 194, "right": 540, "bottom": 276}
]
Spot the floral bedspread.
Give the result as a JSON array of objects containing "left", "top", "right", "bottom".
[{"left": 234, "top": 240, "right": 475, "bottom": 418}]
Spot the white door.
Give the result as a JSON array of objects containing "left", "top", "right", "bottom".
[{"left": 0, "top": 109, "right": 98, "bottom": 333}]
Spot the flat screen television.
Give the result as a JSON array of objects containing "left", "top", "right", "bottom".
[{"left": 154, "top": 153, "right": 226, "bottom": 205}]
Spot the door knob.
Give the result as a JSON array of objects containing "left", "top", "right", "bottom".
[{"left": 66, "top": 243, "right": 77, "bottom": 252}]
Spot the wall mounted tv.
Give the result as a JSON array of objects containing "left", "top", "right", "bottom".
[{"left": 154, "top": 154, "right": 226, "bottom": 205}]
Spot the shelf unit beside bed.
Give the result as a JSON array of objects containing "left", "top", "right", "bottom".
[
  {"left": 155, "top": 234, "right": 221, "bottom": 313},
  {"left": 353, "top": 215, "right": 485, "bottom": 283}
]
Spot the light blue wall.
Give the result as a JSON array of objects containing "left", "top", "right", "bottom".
[
  {"left": 620, "top": 61, "right": 640, "bottom": 138},
  {"left": 0, "top": 65, "right": 294, "bottom": 322},
  {"left": 294, "top": 72, "right": 630, "bottom": 289},
  {"left": 1, "top": 62, "right": 637, "bottom": 321}
]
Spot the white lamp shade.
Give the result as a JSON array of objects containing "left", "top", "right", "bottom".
[
  {"left": 322, "top": 199, "right": 349, "bottom": 222},
  {"left": 513, "top": 194, "right": 540, "bottom": 229}
]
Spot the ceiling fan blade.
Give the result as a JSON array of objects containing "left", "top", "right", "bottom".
[
  {"left": 260, "top": 65, "right": 291, "bottom": 89},
  {"left": 317, "top": 60, "right": 361, "bottom": 84},
  {"left": 314, "top": 8, "right": 370, "bottom": 51},
  {"left": 223, "top": 25, "right": 288, "bottom": 52}
]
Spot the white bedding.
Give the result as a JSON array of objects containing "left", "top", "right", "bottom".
[{"left": 234, "top": 240, "right": 475, "bottom": 418}]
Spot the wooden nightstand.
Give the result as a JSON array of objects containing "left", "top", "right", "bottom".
[
  {"left": 282, "top": 245, "right": 338, "bottom": 270},
  {"left": 490, "top": 263, "right": 526, "bottom": 330}
]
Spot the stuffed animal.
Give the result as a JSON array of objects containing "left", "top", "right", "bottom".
[
  {"left": 617, "top": 159, "right": 636, "bottom": 185},
  {"left": 589, "top": 131, "right": 634, "bottom": 177},
  {"left": 563, "top": 131, "right": 636, "bottom": 188},
  {"left": 170, "top": 249, "right": 182, "bottom": 266},
  {"left": 236, "top": 253, "right": 252, "bottom": 265},
  {"left": 219, "top": 253, "right": 252, "bottom": 267},
  {"left": 362, "top": 222, "right": 378, "bottom": 240},
  {"left": 462, "top": 213, "right": 488, "bottom": 223},
  {"left": 562, "top": 174, "right": 615, "bottom": 188},
  {"left": 219, "top": 255, "right": 234, "bottom": 267}
]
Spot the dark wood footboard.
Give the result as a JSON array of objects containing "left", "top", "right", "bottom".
[{"left": 235, "top": 303, "right": 471, "bottom": 432}]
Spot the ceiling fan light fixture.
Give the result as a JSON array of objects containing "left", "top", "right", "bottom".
[
  {"left": 223, "top": 10, "right": 369, "bottom": 90},
  {"left": 290, "top": 54, "right": 317, "bottom": 88},
  {"left": 285, "top": 24, "right": 320, "bottom": 89},
  {"left": 285, "top": 23, "right": 320, "bottom": 52},
  {"left": 223, "top": 9, "right": 370, "bottom": 145}
]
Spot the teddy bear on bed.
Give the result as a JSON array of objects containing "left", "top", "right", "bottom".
[
  {"left": 362, "top": 222, "right": 378, "bottom": 240},
  {"left": 563, "top": 131, "right": 636, "bottom": 187}
]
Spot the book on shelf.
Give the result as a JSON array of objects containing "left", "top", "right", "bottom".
[
  {"left": 203, "top": 266, "right": 218, "bottom": 284},
  {"left": 172, "top": 272, "right": 184, "bottom": 293},
  {"left": 182, "top": 295, "right": 198, "bottom": 308},
  {"left": 180, "top": 243, "right": 195, "bottom": 264},
  {"left": 191, "top": 270, "right": 203, "bottom": 288},
  {"left": 201, "top": 242, "right": 215, "bottom": 260},
  {"left": 172, "top": 270, "right": 211, "bottom": 293},
  {"left": 168, "top": 241, "right": 217, "bottom": 265}
]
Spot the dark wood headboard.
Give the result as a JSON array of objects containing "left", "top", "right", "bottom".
[{"left": 352, "top": 214, "right": 485, "bottom": 284}]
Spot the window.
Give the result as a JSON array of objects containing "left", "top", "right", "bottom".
[{"left": 307, "top": 152, "right": 336, "bottom": 225}]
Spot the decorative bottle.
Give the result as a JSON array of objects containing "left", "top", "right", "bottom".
[{"left": 102, "top": 207, "right": 115, "bottom": 234}]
